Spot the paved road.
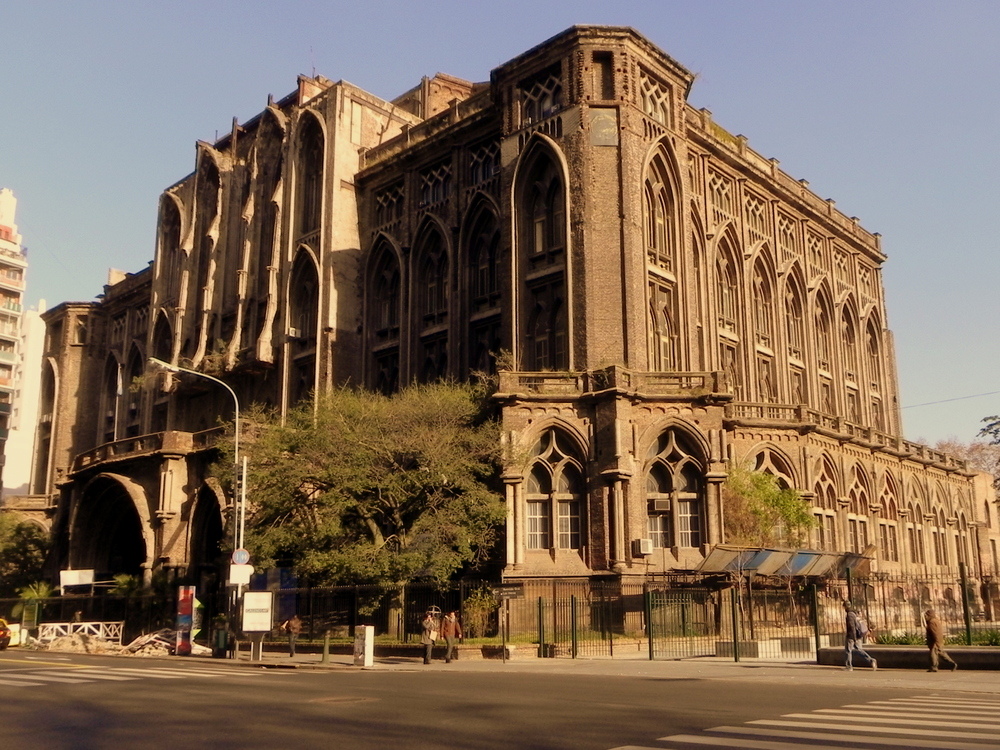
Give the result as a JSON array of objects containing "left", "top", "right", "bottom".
[{"left": 2, "top": 651, "right": 997, "bottom": 749}]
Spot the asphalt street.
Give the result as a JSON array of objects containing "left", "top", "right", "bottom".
[{"left": 2, "top": 650, "right": 998, "bottom": 749}]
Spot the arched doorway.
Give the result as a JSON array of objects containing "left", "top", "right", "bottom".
[
  {"left": 189, "top": 485, "right": 225, "bottom": 573},
  {"left": 71, "top": 475, "right": 151, "bottom": 579}
]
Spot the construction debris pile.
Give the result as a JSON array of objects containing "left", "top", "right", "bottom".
[{"left": 42, "top": 629, "right": 211, "bottom": 657}]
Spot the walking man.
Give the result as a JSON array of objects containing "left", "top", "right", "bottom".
[
  {"left": 442, "top": 610, "right": 462, "bottom": 663},
  {"left": 925, "top": 609, "right": 958, "bottom": 672},
  {"left": 282, "top": 614, "right": 302, "bottom": 657},
  {"left": 843, "top": 601, "right": 877, "bottom": 671}
]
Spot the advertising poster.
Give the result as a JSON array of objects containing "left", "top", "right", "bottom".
[{"left": 176, "top": 585, "right": 196, "bottom": 656}]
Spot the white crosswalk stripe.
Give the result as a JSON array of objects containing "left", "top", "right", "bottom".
[
  {"left": 0, "top": 677, "right": 47, "bottom": 687},
  {"left": 638, "top": 695, "right": 1000, "bottom": 749},
  {"left": 0, "top": 664, "right": 267, "bottom": 688}
]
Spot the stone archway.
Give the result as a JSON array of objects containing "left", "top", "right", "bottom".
[
  {"left": 189, "top": 484, "right": 225, "bottom": 576},
  {"left": 70, "top": 474, "right": 154, "bottom": 581}
]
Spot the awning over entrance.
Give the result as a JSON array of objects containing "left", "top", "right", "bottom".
[{"left": 697, "top": 544, "right": 872, "bottom": 577}]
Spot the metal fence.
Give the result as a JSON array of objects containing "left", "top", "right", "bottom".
[{"left": 4, "top": 569, "right": 999, "bottom": 658}]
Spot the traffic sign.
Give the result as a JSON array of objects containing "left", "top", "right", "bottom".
[{"left": 232, "top": 548, "right": 250, "bottom": 565}]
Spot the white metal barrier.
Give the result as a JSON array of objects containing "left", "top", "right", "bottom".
[{"left": 37, "top": 621, "right": 125, "bottom": 645}]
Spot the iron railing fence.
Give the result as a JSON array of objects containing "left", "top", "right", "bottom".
[{"left": 4, "top": 569, "right": 999, "bottom": 656}]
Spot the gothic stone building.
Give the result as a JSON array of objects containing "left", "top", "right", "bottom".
[{"left": 35, "top": 26, "right": 997, "bottom": 586}]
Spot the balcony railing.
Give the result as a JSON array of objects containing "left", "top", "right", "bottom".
[
  {"left": 496, "top": 368, "right": 730, "bottom": 399},
  {"left": 71, "top": 427, "right": 229, "bottom": 474},
  {"left": 725, "top": 401, "right": 970, "bottom": 472}
]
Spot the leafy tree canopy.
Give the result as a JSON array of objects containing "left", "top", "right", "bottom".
[
  {"left": 0, "top": 516, "right": 50, "bottom": 597},
  {"left": 722, "top": 464, "right": 815, "bottom": 549},
  {"left": 217, "top": 383, "right": 506, "bottom": 586}
]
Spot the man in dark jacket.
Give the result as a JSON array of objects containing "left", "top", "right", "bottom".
[
  {"left": 843, "top": 601, "right": 877, "bottom": 671},
  {"left": 441, "top": 611, "right": 462, "bottom": 663},
  {"left": 925, "top": 609, "right": 958, "bottom": 672}
]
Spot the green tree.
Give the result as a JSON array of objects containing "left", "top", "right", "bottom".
[
  {"left": 0, "top": 516, "right": 50, "bottom": 597},
  {"left": 218, "top": 383, "right": 506, "bottom": 586},
  {"left": 722, "top": 464, "right": 815, "bottom": 548}
]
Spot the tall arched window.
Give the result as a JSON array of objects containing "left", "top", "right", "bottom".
[
  {"left": 525, "top": 428, "right": 585, "bottom": 552},
  {"left": 101, "top": 356, "right": 121, "bottom": 444},
  {"left": 297, "top": 115, "right": 324, "bottom": 238},
  {"left": 784, "top": 277, "right": 805, "bottom": 360},
  {"left": 124, "top": 347, "right": 144, "bottom": 438},
  {"left": 878, "top": 474, "right": 900, "bottom": 563},
  {"left": 158, "top": 197, "right": 182, "bottom": 305},
  {"left": 752, "top": 258, "right": 774, "bottom": 349},
  {"left": 526, "top": 285, "right": 566, "bottom": 370},
  {"left": 812, "top": 457, "right": 838, "bottom": 550},
  {"left": 250, "top": 114, "right": 284, "bottom": 348},
  {"left": 648, "top": 280, "right": 677, "bottom": 371},
  {"left": 644, "top": 150, "right": 676, "bottom": 273},
  {"left": 288, "top": 251, "right": 319, "bottom": 405},
  {"left": 415, "top": 227, "right": 449, "bottom": 382},
  {"left": 192, "top": 157, "right": 221, "bottom": 357},
  {"left": 368, "top": 243, "right": 401, "bottom": 394},
  {"left": 645, "top": 429, "right": 704, "bottom": 548},
  {"left": 716, "top": 247, "right": 738, "bottom": 334},
  {"left": 466, "top": 204, "right": 501, "bottom": 375},
  {"left": 518, "top": 147, "right": 568, "bottom": 371},
  {"left": 847, "top": 466, "right": 870, "bottom": 553}
]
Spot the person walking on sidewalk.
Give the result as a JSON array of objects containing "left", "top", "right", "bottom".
[
  {"left": 843, "top": 601, "right": 877, "bottom": 671},
  {"left": 421, "top": 607, "right": 441, "bottom": 665},
  {"left": 442, "top": 610, "right": 462, "bottom": 663},
  {"left": 925, "top": 609, "right": 958, "bottom": 672},
  {"left": 281, "top": 614, "right": 302, "bottom": 657}
]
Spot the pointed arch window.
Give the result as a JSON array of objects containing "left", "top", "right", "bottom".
[
  {"left": 369, "top": 244, "right": 401, "bottom": 394},
  {"left": 878, "top": 476, "right": 900, "bottom": 563},
  {"left": 525, "top": 429, "right": 585, "bottom": 551},
  {"left": 907, "top": 497, "right": 927, "bottom": 565},
  {"left": 526, "top": 283, "right": 567, "bottom": 370},
  {"left": 716, "top": 249, "right": 738, "bottom": 334},
  {"left": 847, "top": 466, "right": 870, "bottom": 554},
  {"left": 648, "top": 279, "right": 677, "bottom": 371},
  {"left": 644, "top": 152, "right": 676, "bottom": 273},
  {"left": 812, "top": 459, "right": 838, "bottom": 550},
  {"left": 645, "top": 429, "right": 704, "bottom": 548},
  {"left": 841, "top": 307, "right": 859, "bottom": 383},
  {"left": 159, "top": 197, "right": 182, "bottom": 304},
  {"left": 416, "top": 230, "right": 449, "bottom": 328},
  {"left": 752, "top": 260, "right": 774, "bottom": 349},
  {"left": 298, "top": 116, "right": 324, "bottom": 238},
  {"left": 784, "top": 279, "right": 805, "bottom": 360},
  {"left": 815, "top": 295, "right": 833, "bottom": 372},
  {"left": 518, "top": 148, "right": 568, "bottom": 370},
  {"left": 527, "top": 162, "right": 565, "bottom": 269}
]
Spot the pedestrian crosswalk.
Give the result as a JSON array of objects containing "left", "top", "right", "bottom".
[
  {"left": 0, "top": 665, "right": 263, "bottom": 688},
  {"left": 612, "top": 694, "right": 1000, "bottom": 749}
]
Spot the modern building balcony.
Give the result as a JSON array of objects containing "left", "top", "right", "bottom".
[{"left": 0, "top": 301, "right": 22, "bottom": 314}]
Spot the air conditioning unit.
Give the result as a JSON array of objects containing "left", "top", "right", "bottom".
[
  {"left": 633, "top": 538, "right": 653, "bottom": 557},
  {"left": 653, "top": 499, "right": 671, "bottom": 512}
]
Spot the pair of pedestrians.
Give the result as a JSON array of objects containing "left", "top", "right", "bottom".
[
  {"left": 421, "top": 607, "right": 462, "bottom": 664},
  {"left": 843, "top": 601, "right": 959, "bottom": 673}
]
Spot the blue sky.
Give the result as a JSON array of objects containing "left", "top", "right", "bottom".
[{"left": 2, "top": 1, "right": 998, "bottom": 445}]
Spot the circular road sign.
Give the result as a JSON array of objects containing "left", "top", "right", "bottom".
[{"left": 232, "top": 548, "right": 251, "bottom": 566}]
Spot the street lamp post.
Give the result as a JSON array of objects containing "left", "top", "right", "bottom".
[{"left": 147, "top": 357, "right": 247, "bottom": 550}]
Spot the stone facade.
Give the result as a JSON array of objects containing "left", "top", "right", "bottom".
[{"left": 36, "top": 26, "right": 998, "bottom": 586}]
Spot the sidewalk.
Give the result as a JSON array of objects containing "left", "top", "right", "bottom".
[{"left": 219, "top": 648, "right": 1000, "bottom": 695}]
